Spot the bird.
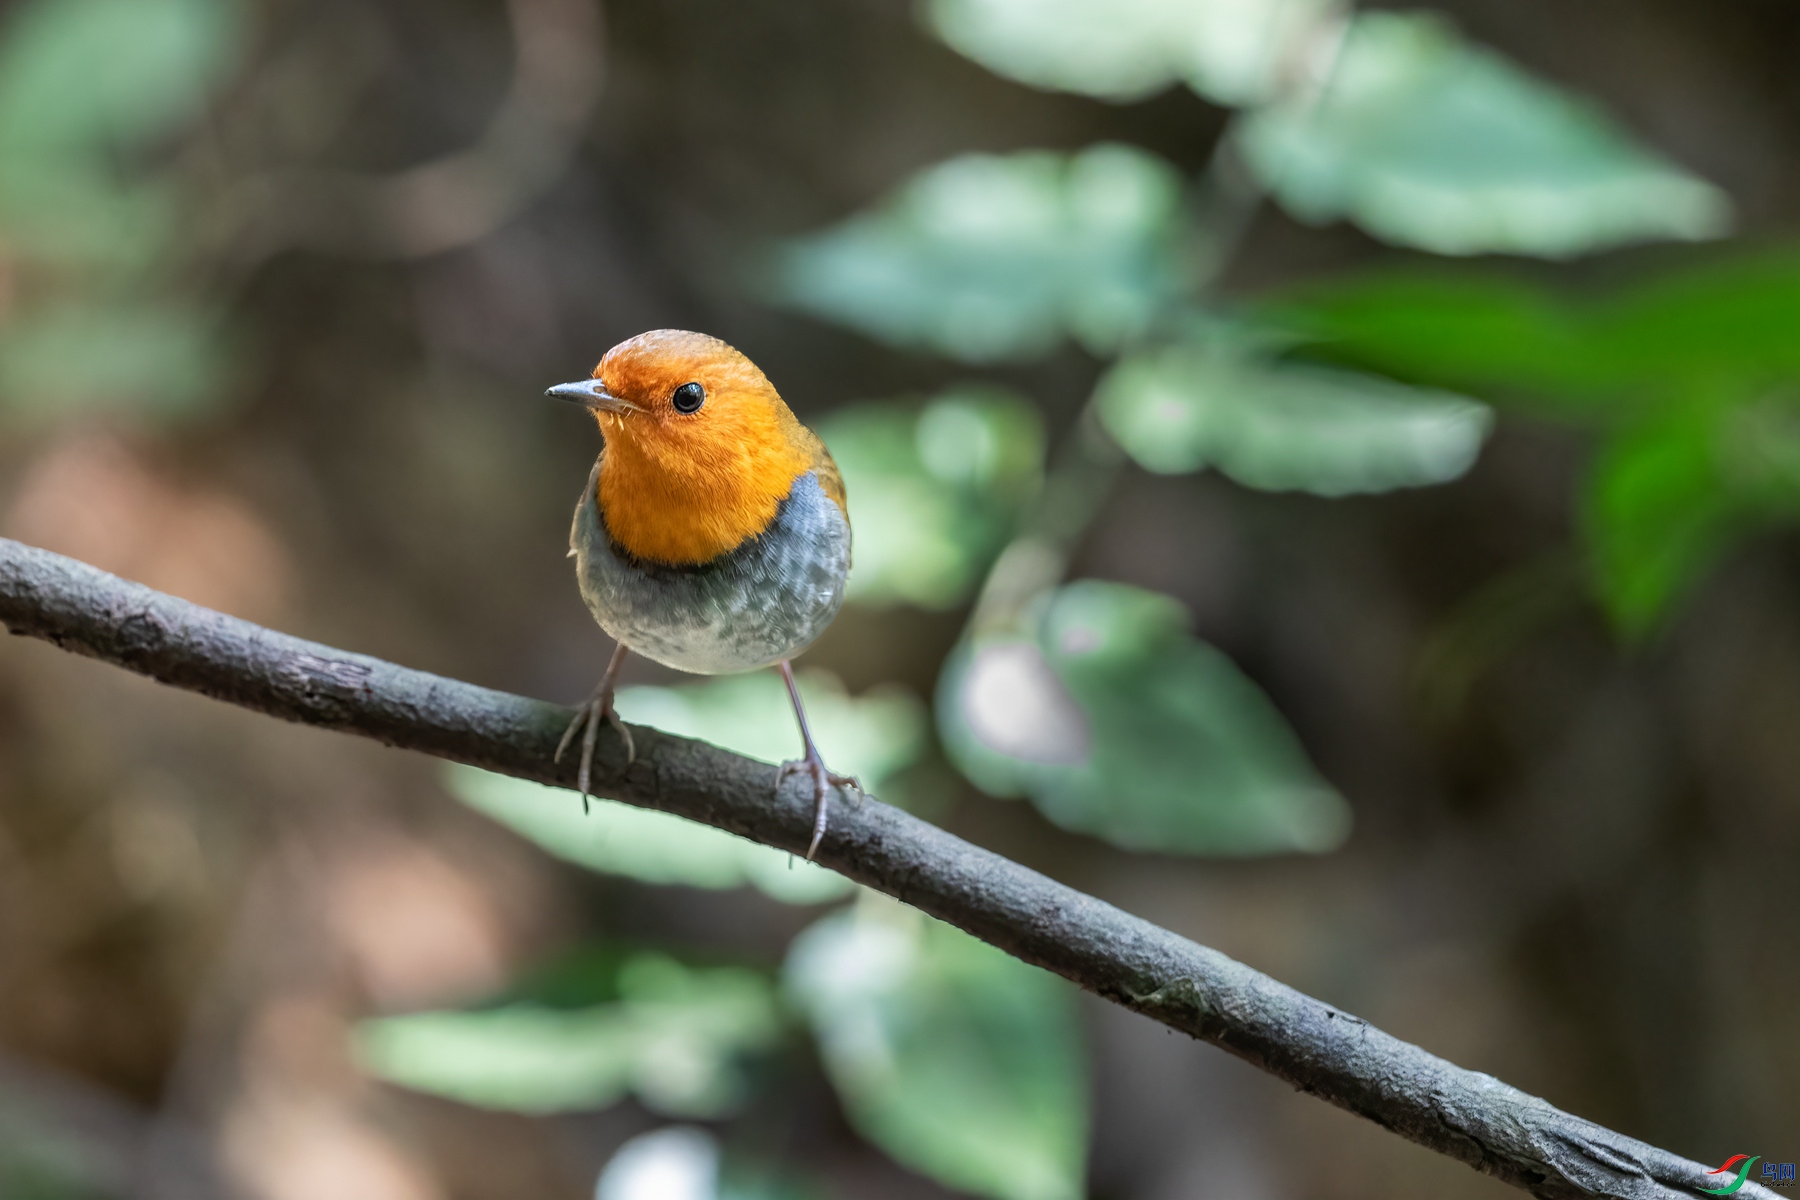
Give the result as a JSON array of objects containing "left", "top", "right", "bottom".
[{"left": 546, "top": 329, "right": 860, "bottom": 859}]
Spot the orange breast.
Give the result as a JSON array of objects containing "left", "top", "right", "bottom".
[{"left": 597, "top": 421, "right": 819, "bottom": 565}]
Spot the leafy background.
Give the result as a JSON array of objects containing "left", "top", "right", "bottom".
[{"left": 0, "top": 0, "right": 1797, "bottom": 1197}]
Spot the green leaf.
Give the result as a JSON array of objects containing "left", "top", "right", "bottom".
[
  {"left": 1269, "top": 250, "right": 1800, "bottom": 413},
  {"left": 819, "top": 387, "right": 1044, "bottom": 608},
  {"left": 939, "top": 581, "right": 1350, "bottom": 855},
  {"left": 452, "top": 768, "right": 853, "bottom": 905},
  {"left": 1583, "top": 395, "right": 1800, "bottom": 639},
  {"left": 447, "top": 672, "right": 925, "bottom": 904},
  {"left": 358, "top": 951, "right": 784, "bottom": 1117},
  {"left": 0, "top": 0, "right": 238, "bottom": 158},
  {"left": 1587, "top": 251, "right": 1800, "bottom": 389},
  {"left": 922, "top": 0, "right": 1334, "bottom": 106},
  {"left": 615, "top": 670, "right": 929, "bottom": 807},
  {"left": 1094, "top": 335, "right": 1491, "bottom": 494},
  {"left": 1264, "top": 271, "right": 1605, "bottom": 400},
  {"left": 773, "top": 145, "right": 1188, "bottom": 362},
  {"left": 0, "top": 303, "right": 225, "bottom": 420},
  {"left": 1585, "top": 412, "right": 1737, "bottom": 639},
  {"left": 785, "top": 899, "right": 1087, "bottom": 1200},
  {"left": 1237, "top": 12, "right": 1730, "bottom": 258}
]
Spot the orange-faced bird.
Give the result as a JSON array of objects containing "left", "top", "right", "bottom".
[{"left": 547, "top": 330, "right": 858, "bottom": 858}]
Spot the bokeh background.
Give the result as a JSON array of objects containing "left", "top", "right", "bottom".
[{"left": 1, "top": 0, "right": 1797, "bottom": 1196}]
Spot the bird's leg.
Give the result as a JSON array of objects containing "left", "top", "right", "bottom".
[
  {"left": 774, "top": 660, "right": 863, "bottom": 860},
  {"left": 555, "top": 640, "right": 634, "bottom": 810}
]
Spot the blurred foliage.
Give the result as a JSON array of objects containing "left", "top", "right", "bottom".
[
  {"left": 1268, "top": 252, "right": 1800, "bottom": 402},
  {"left": 0, "top": 0, "right": 232, "bottom": 151},
  {"left": 0, "top": 306, "right": 222, "bottom": 420},
  {"left": 1094, "top": 326, "right": 1490, "bottom": 494},
  {"left": 0, "top": 1110, "right": 111, "bottom": 1200},
  {"left": 1584, "top": 405, "right": 1747, "bottom": 639},
  {"left": 454, "top": 764, "right": 853, "bottom": 905},
  {"left": 614, "top": 673, "right": 928, "bottom": 800},
  {"left": 923, "top": 0, "right": 1334, "bottom": 107},
  {"left": 1236, "top": 12, "right": 1730, "bottom": 257},
  {"left": 449, "top": 673, "right": 925, "bottom": 904},
  {"left": 820, "top": 387, "right": 1045, "bottom": 607},
  {"left": 775, "top": 145, "right": 1190, "bottom": 363},
  {"left": 775, "top": 0, "right": 1733, "bottom": 867},
  {"left": 358, "top": 949, "right": 784, "bottom": 1117},
  {"left": 444, "top": 660, "right": 1092, "bottom": 1199},
  {"left": 918, "top": 1, "right": 1728, "bottom": 258},
  {"left": 784, "top": 898, "right": 1086, "bottom": 1200},
  {"left": 1272, "top": 252, "right": 1800, "bottom": 635},
  {"left": 0, "top": 0, "right": 238, "bottom": 420},
  {"left": 940, "top": 581, "right": 1351, "bottom": 854}
]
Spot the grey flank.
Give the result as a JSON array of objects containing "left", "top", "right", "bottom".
[{"left": 571, "top": 461, "right": 850, "bottom": 675}]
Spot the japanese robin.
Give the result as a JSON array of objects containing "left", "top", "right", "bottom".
[{"left": 547, "top": 329, "right": 859, "bottom": 858}]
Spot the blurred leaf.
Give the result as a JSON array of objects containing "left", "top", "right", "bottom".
[
  {"left": 358, "top": 951, "right": 783, "bottom": 1117},
  {"left": 774, "top": 145, "right": 1188, "bottom": 362},
  {"left": 1269, "top": 250, "right": 1800, "bottom": 412},
  {"left": 1584, "top": 411, "right": 1737, "bottom": 639},
  {"left": 1591, "top": 250, "right": 1800, "bottom": 386},
  {"left": 0, "top": 304, "right": 224, "bottom": 419},
  {"left": 0, "top": 171, "right": 171, "bottom": 267},
  {"left": 452, "top": 768, "right": 853, "bottom": 905},
  {"left": 1238, "top": 12, "right": 1730, "bottom": 257},
  {"left": 939, "top": 581, "right": 1350, "bottom": 855},
  {"left": 0, "top": 0, "right": 237, "bottom": 159},
  {"left": 448, "top": 672, "right": 926, "bottom": 904},
  {"left": 819, "top": 387, "right": 1044, "bottom": 608},
  {"left": 1584, "top": 395, "right": 1800, "bottom": 638},
  {"left": 923, "top": 0, "right": 1334, "bottom": 106},
  {"left": 785, "top": 899, "right": 1086, "bottom": 1200},
  {"left": 1270, "top": 252, "right": 1800, "bottom": 637},
  {"left": 614, "top": 672, "right": 927, "bottom": 795},
  {"left": 1094, "top": 335, "right": 1491, "bottom": 494},
  {"left": 1264, "top": 271, "right": 1603, "bottom": 400}
]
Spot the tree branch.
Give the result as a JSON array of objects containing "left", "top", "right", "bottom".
[{"left": 0, "top": 537, "right": 1765, "bottom": 1200}]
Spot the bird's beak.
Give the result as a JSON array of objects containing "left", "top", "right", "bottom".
[{"left": 545, "top": 379, "right": 640, "bottom": 415}]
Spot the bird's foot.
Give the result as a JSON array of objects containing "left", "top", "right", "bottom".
[
  {"left": 777, "top": 751, "right": 863, "bottom": 861},
  {"left": 555, "top": 688, "right": 634, "bottom": 810}
]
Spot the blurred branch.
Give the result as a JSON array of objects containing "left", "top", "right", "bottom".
[
  {"left": 0, "top": 537, "right": 1771, "bottom": 1200},
  {"left": 222, "top": 0, "right": 604, "bottom": 260}
]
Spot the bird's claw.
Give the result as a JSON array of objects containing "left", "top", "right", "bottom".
[
  {"left": 777, "top": 754, "right": 863, "bottom": 861},
  {"left": 555, "top": 691, "right": 634, "bottom": 811}
]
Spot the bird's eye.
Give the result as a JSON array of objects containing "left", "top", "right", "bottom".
[{"left": 671, "top": 382, "right": 705, "bottom": 414}]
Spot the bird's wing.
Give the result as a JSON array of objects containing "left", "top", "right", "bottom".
[
  {"left": 570, "top": 455, "right": 603, "bottom": 556},
  {"left": 779, "top": 413, "right": 847, "bottom": 521},
  {"left": 805, "top": 433, "right": 847, "bottom": 521}
]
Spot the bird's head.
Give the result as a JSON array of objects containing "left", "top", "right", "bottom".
[
  {"left": 548, "top": 329, "right": 841, "bottom": 565},
  {"left": 547, "top": 329, "right": 788, "bottom": 450}
]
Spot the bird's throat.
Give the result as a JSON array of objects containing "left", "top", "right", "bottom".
[{"left": 595, "top": 433, "right": 810, "bottom": 566}]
